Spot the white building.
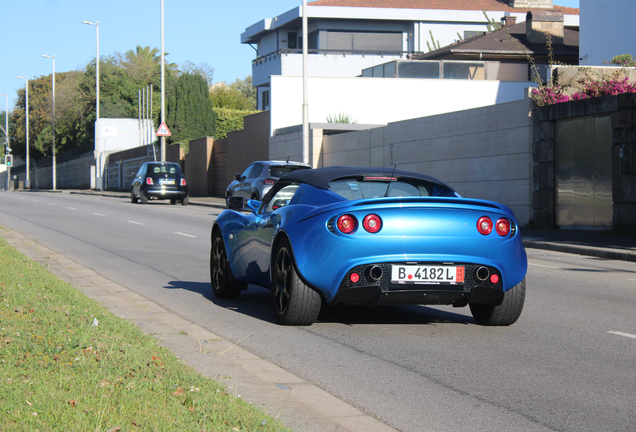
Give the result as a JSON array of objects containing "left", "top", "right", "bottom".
[
  {"left": 242, "top": 0, "right": 580, "bottom": 126},
  {"left": 579, "top": 0, "right": 636, "bottom": 66}
]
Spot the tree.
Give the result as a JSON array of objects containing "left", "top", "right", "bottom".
[
  {"left": 166, "top": 73, "right": 215, "bottom": 144},
  {"left": 180, "top": 61, "right": 214, "bottom": 86},
  {"left": 210, "top": 76, "right": 256, "bottom": 110}
]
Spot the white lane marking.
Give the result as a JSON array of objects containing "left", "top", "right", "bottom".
[
  {"left": 629, "top": 279, "right": 636, "bottom": 282},
  {"left": 128, "top": 220, "right": 144, "bottom": 225},
  {"left": 47, "top": 203, "right": 55, "bottom": 206},
  {"left": 94, "top": 213, "right": 105, "bottom": 217},
  {"left": 607, "top": 331, "right": 636, "bottom": 340},
  {"left": 68, "top": 207, "right": 77, "bottom": 210},
  {"left": 174, "top": 232, "right": 197, "bottom": 238},
  {"left": 32, "top": 200, "right": 38, "bottom": 202},
  {"left": 529, "top": 263, "right": 560, "bottom": 269}
]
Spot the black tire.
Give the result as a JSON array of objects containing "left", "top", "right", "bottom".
[
  {"left": 271, "top": 239, "right": 321, "bottom": 325},
  {"left": 470, "top": 277, "right": 526, "bottom": 326},
  {"left": 170, "top": 199, "right": 177, "bottom": 205},
  {"left": 225, "top": 192, "right": 232, "bottom": 208},
  {"left": 131, "top": 191, "right": 138, "bottom": 204},
  {"left": 251, "top": 193, "right": 259, "bottom": 201},
  {"left": 210, "top": 230, "right": 243, "bottom": 299},
  {"left": 141, "top": 192, "right": 148, "bottom": 204},
  {"left": 181, "top": 196, "right": 189, "bottom": 206}
]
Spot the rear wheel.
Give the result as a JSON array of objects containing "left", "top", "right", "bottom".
[
  {"left": 170, "top": 199, "right": 176, "bottom": 205},
  {"left": 141, "top": 192, "right": 148, "bottom": 204},
  {"left": 210, "top": 230, "right": 243, "bottom": 299},
  {"left": 225, "top": 192, "right": 232, "bottom": 208},
  {"left": 131, "top": 191, "right": 138, "bottom": 204},
  {"left": 470, "top": 277, "right": 526, "bottom": 326},
  {"left": 271, "top": 239, "right": 321, "bottom": 325}
]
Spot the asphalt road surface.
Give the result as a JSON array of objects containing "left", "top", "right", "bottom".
[{"left": 1, "top": 191, "right": 635, "bottom": 432}]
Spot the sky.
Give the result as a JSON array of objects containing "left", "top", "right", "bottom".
[{"left": 1, "top": 0, "right": 580, "bottom": 113}]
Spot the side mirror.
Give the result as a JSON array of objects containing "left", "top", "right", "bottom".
[
  {"left": 246, "top": 199, "right": 261, "bottom": 214},
  {"left": 227, "top": 196, "right": 245, "bottom": 210},
  {"left": 234, "top": 173, "right": 241, "bottom": 181}
]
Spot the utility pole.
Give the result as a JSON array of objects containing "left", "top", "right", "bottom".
[
  {"left": 160, "top": 0, "right": 166, "bottom": 162},
  {"left": 302, "top": 0, "right": 309, "bottom": 165},
  {"left": 42, "top": 54, "right": 56, "bottom": 190},
  {"left": 0, "top": 93, "right": 9, "bottom": 190},
  {"left": 17, "top": 76, "right": 30, "bottom": 189}
]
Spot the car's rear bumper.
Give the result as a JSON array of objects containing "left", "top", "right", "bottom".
[
  {"left": 331, "top": 261, "right": 504, "bottom": 307},
  {"left": 143, "top": 187, "right": 188, "bottom": 199}
]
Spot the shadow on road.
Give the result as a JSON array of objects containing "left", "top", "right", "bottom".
[{"left": 164, "top": 280, "right": 475, "bottom": 326}]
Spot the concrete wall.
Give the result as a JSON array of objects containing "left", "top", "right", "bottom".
[
  {"left": 271, "top": 95, "right": 534, "bottom": 224},
  {"left": 270, "top": 75, "right": 536, "bottom": 136},
  {"left": 224, "top": 111, "right": 271, "bottom": 191},
  {"left": 184, "top": 137, "right": 214, "bottom": 197},
  {"left": 11, "top": 150, "right": 95, "bottom": 190}
]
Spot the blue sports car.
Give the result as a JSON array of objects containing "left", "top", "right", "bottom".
[{"left": 210, "top": 166, "right": 527, "bottom": 326}]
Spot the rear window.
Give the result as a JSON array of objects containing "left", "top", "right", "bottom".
[
  {"left": 148, "top": 164, "right": 181, "bottom": 175},
  {"left": 328, "top": 176, "right": 455, "bottom": 200},
  {"left": 269, "top": 165, "right": 311, "bottom": 177}
]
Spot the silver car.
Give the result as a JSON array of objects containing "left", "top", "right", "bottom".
[{"left": 225, "top": 160, "right": 311, "bottom": 206}]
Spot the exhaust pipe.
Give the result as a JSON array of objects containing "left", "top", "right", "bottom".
[
  {"left": 475, "top": 266, "right": 490, "bottom": 282},
  {"left": 366, "top": 265, "right": 383, "bottom": 281}
]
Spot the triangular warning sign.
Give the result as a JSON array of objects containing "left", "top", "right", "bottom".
[{"left": 155, "top": 122, "right": 172, "bottom": 136}]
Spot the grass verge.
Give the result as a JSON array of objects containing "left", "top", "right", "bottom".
[{"left": 0, "top": 236, "right": 291, "bottom": 432}]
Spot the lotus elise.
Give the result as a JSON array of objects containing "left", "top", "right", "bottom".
[{"left": 210, "top": 166, "right": 527, "bottom": 326}]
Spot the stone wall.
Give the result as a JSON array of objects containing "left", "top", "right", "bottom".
[{"left": 533, "top": 93, "right": 636, "bottom": 228}]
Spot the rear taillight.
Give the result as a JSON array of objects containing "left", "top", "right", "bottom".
[
  {"left": 145, "top": 177, "right": 153, "bottom": 185},
  {"left": 337, "top": 214, "right": 357, "bottom": 234},
  {"left": 495, "top": 218, "right": 510, "bottom": 236},
  {"left": 180, "top": 178, "right": 186, "bottom": 186},
  {"left": 477, "top": 216, "right": 493, "bottom": 235},
  {"left": 263, "top": 178, "right": 275, "bottom": 185},
  {"left": 363, "top": 214, "right": 382, "bottom": 233}
]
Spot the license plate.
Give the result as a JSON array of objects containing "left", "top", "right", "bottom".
[
  {"left": 391, "top": 265, "right": 465, "bottom": 285},
  {"left": 159, "top": 179, "right": 175, "bottom": 185}
]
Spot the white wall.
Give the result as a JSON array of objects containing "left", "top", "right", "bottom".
[
  {"left": 96, "top": 118, "right": 154, "bottom": 181},
  {"left": 269, "top": 75, "right": 536, "bottom": 135},
  {"left": 579, "top": 0, "right": 636, "bottom": 66}
]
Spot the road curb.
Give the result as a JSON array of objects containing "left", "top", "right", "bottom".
[
  {"left": 523, "top": 240, "right": 636, "bottom": 262},
  {"left": 0, "top": 224, "right": 397, "bottom": 432}
]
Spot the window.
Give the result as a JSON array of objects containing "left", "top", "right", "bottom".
[
  {"left": 261, "top": 90, "right": 269, "bottom": 110},
  {"left": 464, "top": 30, "right": 482, "bottom": 39},
  {"left": 264, "top": 184, "right": 300, "bottom": 213},
  {"left": 328, "top": 177, "right": 455, "bottom": 200},
  {"left": 240, "top": 164, "right": 255, "bottom": 179},
  {"left": 269, "top": 165, "right": 310, "bottom": 177},
  {"left": 288, "top": 32, "right": 297, "bottom": 49}
]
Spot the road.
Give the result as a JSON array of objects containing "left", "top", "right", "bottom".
[{"left": 1, "top": 191, "right": 635, "bottom": 432}]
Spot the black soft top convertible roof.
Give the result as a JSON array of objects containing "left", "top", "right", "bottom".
[{"left": 280, "top": 166, "right": 456, "bottom": 192}]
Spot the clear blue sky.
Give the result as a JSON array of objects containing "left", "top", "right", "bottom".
[{"left": 1, "top": 0, "right": 580, "bottom": 112}]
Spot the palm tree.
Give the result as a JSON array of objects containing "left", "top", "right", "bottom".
[{"left": 121, "top": 46, "right": 177, "bottom": 83}]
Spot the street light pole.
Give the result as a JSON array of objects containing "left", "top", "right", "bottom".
[
  {"left": 17, "top": 76, "right": 30, "bottom": 189},
  {"left": 160, "top": 0, "right": 166, "bottom": 162},
  {"left": 42, "top": 54, "right": 56, "bottom": 190},
  {"left": 0, "top": 93, "right": 9, "bottom": 190},
  {"left": 82, "top": 20, "right": 100, "bottom": 189},
  {"left": 302, "top": 0, "right": 309, "bottom": 165}
]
